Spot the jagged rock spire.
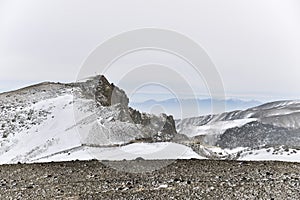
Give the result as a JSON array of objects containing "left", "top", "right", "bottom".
[{"left": 95, "top": 75, "right": 129, "bottom": 107}]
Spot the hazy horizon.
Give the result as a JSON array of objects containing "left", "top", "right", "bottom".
[{"left": 0, "top": 77, "right": 298, "bottom": 104}]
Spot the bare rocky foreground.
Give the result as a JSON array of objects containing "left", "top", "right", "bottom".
[{"left": 0, "top": 160, "right": 300, "bottom": 199}]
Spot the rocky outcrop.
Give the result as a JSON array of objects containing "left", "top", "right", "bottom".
[
  {"left": 76, "top": 75, "right": 178, "bottom": 142},
  {"left": 155, "top": 114, "right": 177, "bottom": 141},
  {"left": 127, "top": 108, "right": 177, "bottom": 142},
  {"left": 95, "top": 75, "right": 129, "bottom": 107}
]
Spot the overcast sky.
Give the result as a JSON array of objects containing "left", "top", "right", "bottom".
[{"left": 0, "top": 0, "right": 299, "bottom": 101}]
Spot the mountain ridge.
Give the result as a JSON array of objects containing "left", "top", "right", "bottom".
[{"left": 0, "top": 76, "right": 300, "bottom": 163}]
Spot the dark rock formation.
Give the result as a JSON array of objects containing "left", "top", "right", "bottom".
[
  {"left": 128, "top": 107, "right": 145, "bottom": 125},
  {"left": 128, "top": 108, "right": 177, "bottom": 142},
  {"left": 158, "top": 115, "right": 177, "bottom": 141}
]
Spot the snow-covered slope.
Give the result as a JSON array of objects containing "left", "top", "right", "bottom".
[
  {"left": 178, "top": 118, "right": 257, "bottom": 138},
  {"left": 34, "top": 142, "right": 204, "bottom": 163},
  {"left": 0, "top": 76, "right": 199, "bottom": 164}
]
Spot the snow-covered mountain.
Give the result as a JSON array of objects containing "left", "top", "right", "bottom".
[
  {"left": 1, "top": 75, "right": 299, "bottom": 164},
  {"left": 0, "top": 76, "right": 200, "bottom": 164},
  {"left": 177, "top": 100, "right": 300, "bottom": 161}
]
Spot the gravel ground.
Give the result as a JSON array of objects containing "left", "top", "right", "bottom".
[{"left": 0, "top": 159, "right": 300, "bottom": 199}]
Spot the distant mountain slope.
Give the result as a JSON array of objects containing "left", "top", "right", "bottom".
[
  {"left": 177, "top": 100, "right": 300, "bottom": 134},
  {"left": 176, "top": 100, "right": 300, "bottom": 161}
]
